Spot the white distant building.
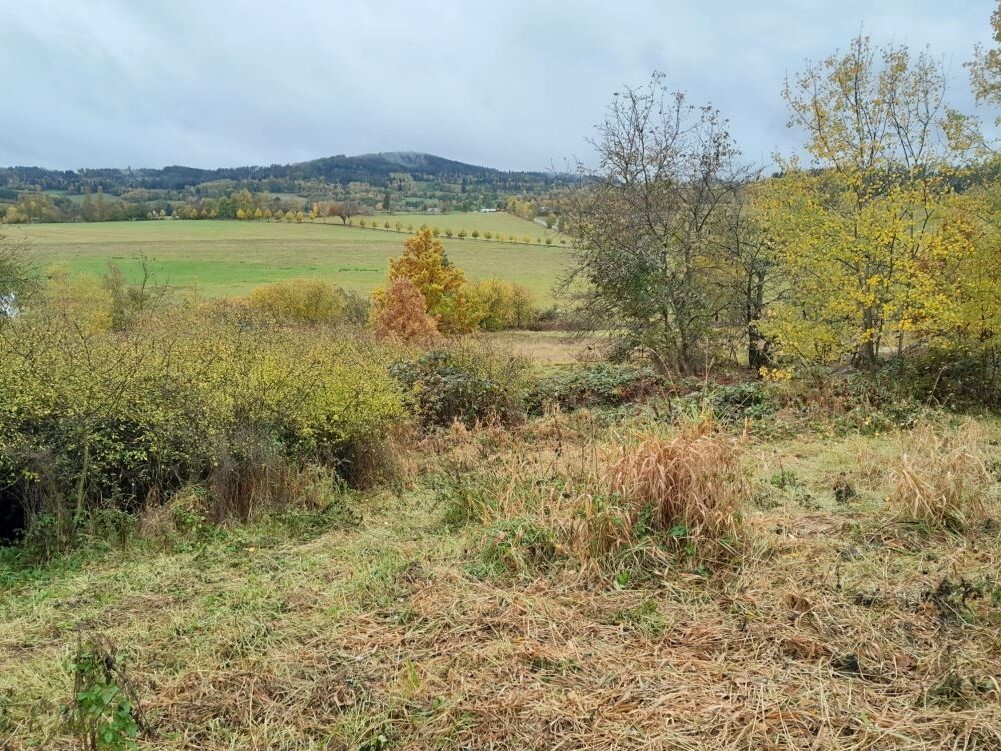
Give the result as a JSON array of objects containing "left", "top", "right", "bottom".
[
  {"left": 479, "top": 208, "right": 498, "bottom": 213},
  {"left": 0, "top": 293, "right": 17, "bottom": 318}
]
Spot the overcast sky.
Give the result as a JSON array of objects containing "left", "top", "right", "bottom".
[{"left": 0, "top": 0, "right": 996, "bottom": 172}]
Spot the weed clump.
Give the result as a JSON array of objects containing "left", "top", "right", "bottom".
[
  {"left": 66, "top": 631, "right": 145, "bottom": 751},
  {"left": 889, "top": 420, "right": 993, "bottom": 531},
  {"left": 457, "top": 419, "right": 751, "bottom": 580},
  {"left": 602, "top": 422, "right": 749, "bottom": 564}
]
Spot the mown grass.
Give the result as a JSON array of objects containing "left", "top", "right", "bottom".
[
  {"left": 2, "top": 406, "right": 1000, "bottom": 750},
  {"left": 11, "top": 219, "right": 571, "bottom": 302}
]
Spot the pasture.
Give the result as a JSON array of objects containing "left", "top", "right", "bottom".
[{"left": 11, "top": 217, "right": 570, "bottom": 302}]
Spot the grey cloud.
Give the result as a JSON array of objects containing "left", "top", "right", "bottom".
[{"left": 0, "top": 0, "right": 995, "bottom": 171}]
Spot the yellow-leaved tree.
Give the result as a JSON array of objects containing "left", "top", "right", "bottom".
[
  {"left": 758, "top": 35, "right": 984, "bottom": 370},
  {"left": 372, "top": 226, "right": 480, "bottom": 334}
]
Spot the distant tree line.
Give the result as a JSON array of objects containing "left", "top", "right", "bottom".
[{"left": 0, "top": 153, "right": 573, "bottom": 225}]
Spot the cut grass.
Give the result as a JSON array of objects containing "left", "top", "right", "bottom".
[
  {"left": 11, "top": 218, "right": 571, "bottom": 303},
  {"left": 2, "top": 411, "right": 1000, "bottom": 749}
]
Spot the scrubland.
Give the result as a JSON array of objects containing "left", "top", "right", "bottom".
[{"left": 2, "top": 302, "right": 999, "bottom": 749}]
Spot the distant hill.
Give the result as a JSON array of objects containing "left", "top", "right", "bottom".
[{"left": 0, "top": 152, "right": 556, "bottom": 193}]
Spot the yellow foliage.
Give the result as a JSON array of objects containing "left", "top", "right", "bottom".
[
  {"left": 375, "top": 226, "right": 480, "bottom": 334},
  {"left": 388, "top": 227, "right": 464, "bottom": 311},
  {"left": 0, "top": 297, "right": 406, "bottom": 517},
  {"left": 758, "top": 37, "right": 997, "bottom": 367},
  {"left": 245, "top": 278, "right": 347, "bottom": 325},
  {"left": 467, "top": 279, "right": 537, "bottom": 330}
]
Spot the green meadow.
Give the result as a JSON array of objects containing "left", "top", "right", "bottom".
[{"left": 11, "top": 216, "right": 570, "bottom": 302}]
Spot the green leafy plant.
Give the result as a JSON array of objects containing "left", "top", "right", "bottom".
[
  {"left": 389, "top": 346, "right": 527, "bottom": 429},
  {"left": 65, "top": 632, "right": 144, "bottom": 751},
  {"left": 525, "top": 363, "right": 663, "bottom": 414}
]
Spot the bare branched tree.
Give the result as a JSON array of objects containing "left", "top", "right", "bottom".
[{"left": 560, "top": 74, "right": 758, "bottom": 374}]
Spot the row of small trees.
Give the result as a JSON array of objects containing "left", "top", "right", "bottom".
[
  {"left": 348, "top": 219, "right": 564, "bottom": 245},
  {"left": 167, "top": 202, "right": 567, "bottom": 246}
]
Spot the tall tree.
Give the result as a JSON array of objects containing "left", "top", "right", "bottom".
[
  {"left": 561, "top": 74, "right": 753, "bottom": 373},
  {"left": 968, "top": 1, "right": 1001, "bottom": 111},
  {"left": 372, "top": 226, "right": 479, "bottom": 334},
  {"left": 760, "top": 35, "right": 979, "bottom": 370}
]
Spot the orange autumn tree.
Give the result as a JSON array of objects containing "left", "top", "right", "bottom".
[
  {"left": 372, "top": 226, "right": 480, "bottom": 335},
  {"left": 372, "top": 277, "right": 440, "bottom": 344}
]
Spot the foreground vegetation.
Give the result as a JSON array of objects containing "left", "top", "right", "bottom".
[
  {"left": 4, "top": 229, "right": 997, "bottom": 749},
  {"left": 2, "top": 382, "right": 999, "bottom": 749},
  {"left": 5, "top": 7, "right": 1001, "bottom": 750}
]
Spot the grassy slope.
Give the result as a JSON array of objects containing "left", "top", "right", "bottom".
[
  {"left": 11, "top": 218, "right": 570, "bottom": 302},
  {"left": 2, "top": 414, "right": 1000, "bottom": 750}
]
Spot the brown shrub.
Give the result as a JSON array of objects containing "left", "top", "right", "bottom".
[
  {"left": 889, "top": 420, "right": 993, "bottom": 531},
  {"left": 602, "top": 422, "right": 749, "bottom": 563}
]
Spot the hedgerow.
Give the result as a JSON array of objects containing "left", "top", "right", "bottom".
[{"left": 0, "top": 287, "right": 404, "bottom": 546}]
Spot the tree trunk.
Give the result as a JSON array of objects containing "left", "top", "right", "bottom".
[{"left": 854, "top": 339, "right": 878, "bottom": 372}]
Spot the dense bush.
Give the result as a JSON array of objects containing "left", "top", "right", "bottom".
[
  {"left": 525, "top": 363, "right": 663, "bottom": 414},
  {"left": 389, "top": 344, "right": 529, "bottom": 429},
  {"left": 770, "top": 369, "right": 928, "bottom": 434},
  {"left": 245, "top": 278, "right": 367, "bottom": 325},
  {"left": 0, "top": 291, "right": 404, "bottom": 546},
  {"left": 467, "top": 279, "right": 537, "bottom": 330},
  {"left": 876, "top": 352, "right": 1001, "bottom": 412}
]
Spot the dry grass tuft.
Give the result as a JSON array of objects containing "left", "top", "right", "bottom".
[
  {"left": 889, "top": 420, "right": 994, "bottom": 531},
  {"left": 603, "top": 421, "right": 749, "bottom": 563}
]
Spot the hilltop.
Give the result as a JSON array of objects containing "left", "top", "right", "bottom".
[{"left": 0, "top": 152, "right": 559, "bottom": 195}]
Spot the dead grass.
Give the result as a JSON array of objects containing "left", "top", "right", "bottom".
[
  {"left": 604, "top": 422, "right": 749, "bottom": 563},
  {"left": 487, "top": 330, "right": 605, "bottom": 365},
  {"left": 889, "top": 420, "right": 995, "bottom": 531},
  {"left": 2, "top": 412, "right": 1000, "bottom": 750}
]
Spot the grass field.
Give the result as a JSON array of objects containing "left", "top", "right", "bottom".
[
  {"left": 10, "top": 217, "right": 570, "bottom": 302},
  {"left": 2, "top": 409, "right": 999, "bottom": 749}
]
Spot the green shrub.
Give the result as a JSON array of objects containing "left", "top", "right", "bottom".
[
  {"left": 388, "top": 344, "right": 528, "bottom": 429},
  {"left": 876, "top": 352, "right": 1001, "bottom": 412},
  {"left": 67, "top": 632, "right": 143, "bottom": 751},
  {"left": 671, "top": 381, "right": 777, "bottom": 425},
  {"left": 0, "top": 298, "right": 405, "bottom": 548},
  {"left": 245, "top": 278, "right": 352, "bottom": 325},
  {"left": 525, "top": 363, "right": 663, "bottom": 414},
  {"left": 767, "top": 369, "right": 927, "bottom": 434},
  {"left": 467, "top": 279, "right": 538, "bottom": 330}
]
